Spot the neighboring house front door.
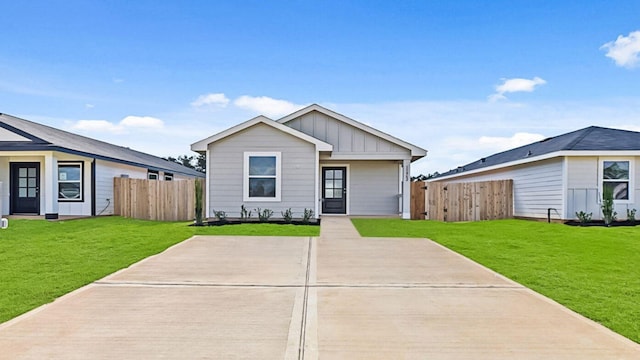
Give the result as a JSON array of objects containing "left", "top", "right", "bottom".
[
  {"left": 322, "top": 167, "right": 347, "bottom": 214},
  {"left": 10, "top": 162, "right": 40, "bottom": 214}
]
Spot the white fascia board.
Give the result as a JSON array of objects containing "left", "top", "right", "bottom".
[
  {"left": 278, "top": 104, "right": 427, "bottom": 158},
  {"left": 433, "top": 150, "right": 640, "bottom": 182},
  {"left": 320, "top": 153, "right": 412, "bottom": 161},
  {"left": 191, "top": 115, "right": 332, "bottom": 152}
]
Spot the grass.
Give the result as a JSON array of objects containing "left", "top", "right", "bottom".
[
  {"left": 0, "top": 217, "right": 318, "bottom": 323},
  {"left": 351, "top": 218, "right": 640, "bottom": 343}
]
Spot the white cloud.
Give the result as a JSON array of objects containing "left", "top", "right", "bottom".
[
  {"left": 478, "top": 132, "right": 546, "bottom": 152},
  {"left": 233, "top": 95, "right": 304, "bottom": 118},
  {"left": 120, "top": 115, "right": 164, "bottom": 129},
  {"left": 489, "top": 77, "right": 546, "bottom": 101},
  {"left": 601, "top": 30, "right": 640, "bottom": 68},
  {"left": 85, "top": 103, "right": 95, "bottom": 109},
  {"left": 113, "top": 78, "right": 124, "bottom": 83},
  {"left": 191, "top": 93, "right": 230, "bottom": 108},
  {"left": 70, "top": 116, "right": 164, "bottom": 134}
]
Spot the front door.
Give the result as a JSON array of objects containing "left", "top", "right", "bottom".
[
  {"left": 10, "top": 162, "right": 40, "bottom": 214},
  {"left": 322, "top": 167, "right": 347, "bottom": 214}
]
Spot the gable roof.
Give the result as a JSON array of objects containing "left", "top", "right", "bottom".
[
  {"left": 191, "top": 115, "right": 333, "bottom": 152},
  {"left": 0, "top": 113, "right": 204, "bottom": 177},
  {"left": 436, "top": 126, "right": 640, "bottom": 179},
  {"left": 278, "top": 104, "right": 427, "bottom": 161}
]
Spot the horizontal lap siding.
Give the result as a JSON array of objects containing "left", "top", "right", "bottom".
[
  {"left": 96, "top": 160, "right": 147, "bottom": 215},
  {"left": 209, "top": 124, "right": 316, "bottom": 217},
  {"left": 438, "top": 158, "right": 564, "bottom": 219},
  {"left": 336, "top": 160, "right": 399, "bottom": 216}
]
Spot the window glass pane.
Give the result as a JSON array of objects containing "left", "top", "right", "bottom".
[
  {"left": 59, "top": 166, "right": 81, "bottom": 181},
  {"left": 325, "top": 170, "right": 334, "bottom": 179},
  {"left": 603, "top": 161, "right": 629, "bottom": 180},
  {"left": 59, "top": 183, "right": 81, "bottom": 199},
  {"left": 19, "top": 188, "right": 27, "bottom": 197},
  {"left": 28, "top": 188, "right": 36, "bottom": 197},
  {"left": 19, "top": 168, "right": 27, "bottom": 177},
  {"left": 28, "top": 178, "right": 36, "bottom": 187},
  {"left": 334, "top": 179, "right": 342, "bottom": 189},
  {"left": 334, "top": 170, "right": 343, "bottom": 179},
  {"left": 249, "top": 178, "right": 276, "bottom": 197},
  {"left": 28, "top": 168, "right": 36, "bottom": 177},
  {"left": 249, "top": 156, "right": 276, "bottom": 176},
  {"left": 19, "top": 178, "right": 27, "bottom": 187},
  {"left": 325, "top": 179, "right": 333, "bottom": 189},
  {"left": 325, "top": 189, "right": 335, "bottom": 198},
  {"left": 604, "top": 182, "right": 629, "bottom": 200},
  {"left": 148, "top": 172, "right": 158, "bottom": 180},
  {"left": 334, "top": 189, "right": 343, "bottom": 199}
]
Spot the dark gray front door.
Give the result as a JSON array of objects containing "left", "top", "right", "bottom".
[
  {"left": 322, "top": 167, "right": 346, "bottom": 214},
  {"left": 10, "top": 162, "right": 40, "bottom": 214}
]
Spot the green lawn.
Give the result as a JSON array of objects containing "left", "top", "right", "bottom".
[
  {"left": 352, "top": 218, "right": 640, "bottom": 343},
  {"left": 0, "top": 217, "right": 318, "bottom": 323}
]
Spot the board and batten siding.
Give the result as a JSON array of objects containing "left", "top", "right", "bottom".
[
  {"left": 284, "top": 110, "right": 409, "bottom": 158},
  {"left": 437, "top": 158, "right": 564, "bottom": 220},
  {"left": 95, "top": 160, "right": 147, "bottom": 215},
  {"left": 208, "top": 123, "right": 316, "bottom": 217},
  {"left": 566, "top": 156, "right": 640, "bottom": 220}
]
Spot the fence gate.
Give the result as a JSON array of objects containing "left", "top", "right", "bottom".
[{"left": 411, "top": 180, "right": 513, "bottom": 222}]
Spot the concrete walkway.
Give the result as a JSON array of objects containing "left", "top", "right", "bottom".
[{"left": 1, "top": 217, "right": 639, "bottom": 359}]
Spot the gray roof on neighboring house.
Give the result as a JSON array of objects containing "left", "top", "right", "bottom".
[
  {"left": 0, "top": 113, "right": 204, "bottom": 177},
  {"left": 437, "top": 126, "right": 640, "bottom": 178}
]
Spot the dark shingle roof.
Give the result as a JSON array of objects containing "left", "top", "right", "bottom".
[
  {"left": 0, "top": 113, "right": 204, "bottom": 177},
  {"left": 437, "top": 126, "right": 640, "bottom": 178}
]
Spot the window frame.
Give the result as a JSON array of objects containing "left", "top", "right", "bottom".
[
  {"left": 58, "top": 161, "right": 84, "bottom": 202},
  {"left": 164, "top": 173, "right": 173, "bottom": 181},
  {"left": 243, "top": 151, "right": 281, "bottom": 202},
  {"left": 600, "top": 158, "right": 634, "bottom": 203},
  {"left": 147, "top": 170, "right": 159, "bottom": 180}
]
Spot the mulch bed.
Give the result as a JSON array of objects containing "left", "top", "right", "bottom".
[{"left": 564, "top": 220, "right": 640, "bottom": 227}]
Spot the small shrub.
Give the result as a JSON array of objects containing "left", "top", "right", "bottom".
[
  {"left": 302, "top": 208, "right": 314, "bottom": 223},
  {"left": 575, "top": 211, "right": 592, "bottom": 224},
  {"left": 281, "top": 208, "right": 293, "bottom": 223},
  {"left": 213, "top": 210, "right": 227, "bottom": 222},
  {"left": 240, "top": 204, "right": 252, "bottom": 219},
  {"left": 601, "top": 187, "right": 617, "bottom": 226},
  {"left": 256, "top": 208, "right": 274, "bottom": 222},
  {"left": 627, "top": 208, "right": 637, "bottom": 222}
]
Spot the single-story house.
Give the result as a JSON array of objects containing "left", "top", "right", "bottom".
[
  {"left": 191, "top": 104, "right": 427, "bottom": 219},
  {"left": 430, "top": 126, "right": 640, "bottom": 221},
  {"left": 0, "top": 113, "right": 204, "bottom": 218}
]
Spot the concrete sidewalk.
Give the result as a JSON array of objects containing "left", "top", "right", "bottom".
[{"left": 1, "top": 217, "right": 639, "bottom": 359}]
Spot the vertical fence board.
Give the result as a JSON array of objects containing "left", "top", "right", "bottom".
[{"left": 113, "top": 178, "right": 204, "bottom": 221}]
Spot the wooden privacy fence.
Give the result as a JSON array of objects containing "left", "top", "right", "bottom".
[
  {"left": 114, "top": 178, "right": 205, "bottom": 221},
  {"left": 411, "top": 180, "right": 513, "bottom": 222}
]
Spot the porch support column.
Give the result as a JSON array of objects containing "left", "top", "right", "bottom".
[
  {"left": 43, "top": 153, "right": 58, "bottom": 219},
  {"left": 402, "top": 159, "right": 411, "bottom": 219}
]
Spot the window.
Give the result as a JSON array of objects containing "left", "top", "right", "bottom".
[
  {"left": 602, "top": 160, "right": 630, "bottom": 200},
  {"left": 164, "top": 173, "right": 173, "bottom": 181},
  {"left": 148, "top": 170, "right": 159, "bottom": 180},
  {"left": 244, "top": 152, "right": 281, "bottom": 201},
  {"left": 58, "top": 163, "right": 83, "bottom": 201}
]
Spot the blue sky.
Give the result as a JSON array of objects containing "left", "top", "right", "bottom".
[{"left": 1, "top": 1, "right": 639, "bottom": 175}]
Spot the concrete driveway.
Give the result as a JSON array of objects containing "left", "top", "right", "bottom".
[{"left": 1, "top": 217, "right": 639, "bottom": 359}]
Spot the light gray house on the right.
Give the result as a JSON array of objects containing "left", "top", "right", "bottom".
[{"left": 430, "top": 126, "right": 640, "bottom": 221}]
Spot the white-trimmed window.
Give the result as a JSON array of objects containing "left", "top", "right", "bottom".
[
  {"left": 601, "top": 160, "right": 632, "bottom": 201},
  {"left": 164, "top": 173, "right": 173, "bottom": 181},
  {"left": 148, "top": 170, "right": 159, "bottom": 180},
  {"left": 58, "top": 162, "right": 83, "bottom": 201},
  {"left": 244, "top": 152, "right": 281, "bottom": 202}
]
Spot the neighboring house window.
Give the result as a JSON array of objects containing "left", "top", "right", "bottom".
[
  {"left": 602, "top": 160, "right": 631, "bottom": 200},
  {"left": 164, "top": 173, "right": 173, "bottom": 181},
  {"left": 148, "top": 170, "right": 159, "bottom": 180},
  {"left": 244, "top": 152, "right": 281, "bottom": 201},
  {"left": 58, "top": 162, "right": 83, "bottom": 201}
]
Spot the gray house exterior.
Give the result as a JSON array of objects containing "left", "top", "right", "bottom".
[
  {"left": 0, "top": 113, "right": 204, "bottom": 218},
  {"left": 191, "top": 104, "right": 427, "bottom": 219},
  {"left": 430, "top": 126, "right": 640, "bottom": 221}
]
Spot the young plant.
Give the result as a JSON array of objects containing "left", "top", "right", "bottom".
[
  {"left": 575, "top": 211, "right": 592, "bottom": 225},
  {"left": 302, "top": 208, "right": 314, "bottom": 224},
  {"left": 240, "top": 204, "right": 252, "bottom": 219},
  {"left": 213, "top": 210, "right": 227, "bottom": 222},
  {"left": 256, "top": 208, "right": 274, "bottom": 222},
  {"left": 627, "top": 208, "right": 637, "bottom": 222},
  {"left": 194, "top": 179, "right": 204, "bottom": 226},
  {"left": 601, "top": 187, "right": 617, "bottom": 226},
  {"left": 281, "top": 208, "right": 293, "bottom": 223}
]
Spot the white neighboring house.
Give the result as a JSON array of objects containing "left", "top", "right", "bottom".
[
  {"left": 191, "top": 104, "right": 427, "bottom": 219},
  {"left": 0, "top": 113, "right": 204, "bottom": 218},
  {"left": 430, "top": 126, "right": 640, "bottom": 221}
]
